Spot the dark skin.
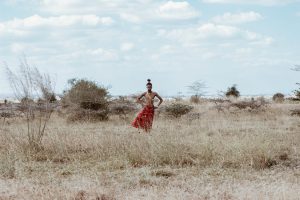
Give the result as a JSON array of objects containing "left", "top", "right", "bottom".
[{"left": 136, "top": 84, "right": 163, "bottom": 109}]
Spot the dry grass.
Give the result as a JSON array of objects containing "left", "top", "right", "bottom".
[{"left": 0, "top": 100, "right": 299, "bottom": 199}]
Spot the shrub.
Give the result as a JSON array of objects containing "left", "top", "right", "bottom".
[
  {"left": 67, "top": 109, "right": 109, "bottom": 122},
  {"left": 190, "top": 95, "right": 200, "bottom": 104},
  {"left": 272, "top": 93, "right": 285, "bottom": 103},
  {"left": 164, "top": 103, "right": 193, "bottom": 118},
  {"left": 294, "top": 83, "right": 300, "bottom": 99},
  {"left": 63, "top": 79, "right": 109, "bottom": 106},
  {"left": 225, "top": 84, "right": 240, "bottom": 98},
  {"left": 109, "top": 96, "right": 138, "bottom": 119},
  {"left": 229, "top": 98, "right": 267, "bottom": 112},
  {"left": 49, "top": 93, "right": 57, "bottom": 103},
  {"left": 63, "top": 79, "right": 110, "bottom": 121},
  {"left": 291, "top": 109, "right": 300, "bottom": 116},
  {"left": 20, "top": 97, "right": 34, "bottom": 105},
  {"left": 295, "top": 91, "right": 300, "bottom": 99},
  {"left": 6, "top": 57, "right": 55, "bottom": 151}
]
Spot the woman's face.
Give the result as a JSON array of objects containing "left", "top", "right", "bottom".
[{"left": 146, "top": 84, "right": 152, "bottom": 91}]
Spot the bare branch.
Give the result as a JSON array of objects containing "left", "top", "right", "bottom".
[
  {"left": 5, "top": 56, "right": 56, "bottom": 150},
  {"left": 187, "top": 80, "right": 207, "bottom": 97}
]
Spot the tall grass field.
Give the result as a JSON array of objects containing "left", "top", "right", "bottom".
[{"left": 0, "top": 99, "right": 299, "bottom": 199}]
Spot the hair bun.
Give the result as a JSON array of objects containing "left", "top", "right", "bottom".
[{"left": 147, "top": 79, "right": 151, "bottom": 82}]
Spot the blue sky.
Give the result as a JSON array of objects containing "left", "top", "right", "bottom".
[{"left": 0, "top": 0, "right": 300, "bottom": 97}]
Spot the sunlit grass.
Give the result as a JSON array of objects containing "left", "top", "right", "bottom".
[{"left": 0, "top": 101, "right": 299, "bottom": 199}]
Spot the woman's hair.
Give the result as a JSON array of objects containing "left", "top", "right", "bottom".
[{"left": 146, "top": 79, "right": 152, "bottom": 86}]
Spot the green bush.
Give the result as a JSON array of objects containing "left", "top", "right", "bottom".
[
  {"left": 225, "top": 84, "right": 240, "bottom": 98},
  {"left": 272, "top": 93, "right": 285, "bottom": 103},
  {"left": 63, "top": 79, "right": 109, "bottom": 121},
  {"left": 165, "top": 103, "right": 193, "bottom": 118}
]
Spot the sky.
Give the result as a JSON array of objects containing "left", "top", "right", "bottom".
[{"left": 0, "top": 0, "right": 300, "bottom": 97}]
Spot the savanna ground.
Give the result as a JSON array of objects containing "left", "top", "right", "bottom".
[{"left": 0, "top": 99, "right": 300, "bottom": 200}]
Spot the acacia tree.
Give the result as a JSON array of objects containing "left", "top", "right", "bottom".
[
  {"left": 225, "top": 84, "right": 240, "bottom": 98},
  {"left": 5, "top": 57, "right": 55, "bottom": 150},
  {"left": 187, "top": 80, "right": 207, "bottom": 103}
]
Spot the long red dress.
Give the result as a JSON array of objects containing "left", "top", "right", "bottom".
[{"left": 131, "top": 105, "right": 155, "bottom": 132}]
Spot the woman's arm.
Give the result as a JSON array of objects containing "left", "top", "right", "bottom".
[
  {"left": 136, "top": 92, "right": 146, "bottom": 106},
  {"left": 155, "top": 92, "right": 163, "bottom": 108}
]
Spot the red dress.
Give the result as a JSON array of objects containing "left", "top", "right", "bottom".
[{"left": 132, "top": 105, "right": 155, "bottom": 132}]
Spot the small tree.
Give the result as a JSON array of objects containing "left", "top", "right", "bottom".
[
  {"left": 272, "top": 93, "right": 285, "bottom": 103},
  {"left": 63, "top": 79, "right": 110, "bottom": 121},
  {"left": 5, "top": 57, "right": 55, "bottom": 150},
  {"left": 225, "top": 84, "right": 240, "bottom": 98},
  {"left": 187, "top": 80, "right": 207, "bottom": 103}
]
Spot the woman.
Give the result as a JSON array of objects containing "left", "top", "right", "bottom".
[{"left": 132, "top": 79, "right": 163, "bottom": 132}]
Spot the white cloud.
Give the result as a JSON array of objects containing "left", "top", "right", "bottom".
[
  {"left": 48, "top": 48, "right": 119, "bottom": 62},
  {"left": 160, "top": 45, "right": 176, "bottom": 54},
  {"left": 250, "top": 36, "right": 274, "bottom": 45},
  {"left": 158, "top": 23, "right": 273, "bottom": 46},
  {"left": 10, "top": 43, "right": 25, "bottom": 53},
  {"left": 212, "top": 12, "right": 263, "bottom": 24},
  {"left": 156, "top": 1, "right": 200, "bottom": 20},
  {"left": 120, "top": 42, "right": 135, "bottom": 51},
  {"left": 158, "top": 23, "right": 238, "bottom": 41},
  {"left": 0, "top": 14, "right": 114, "bottom": 37},
  {"left": 86, "top": 48, "right": 118, "bottom": 61},
  {"left": 7, "top": 14, "right": 113, "bottom": 28},
  {"left": 38, "top": 0, "right": 200, "bottom": 21},
  {"left": 201, "top": 52, "right": 217, "bottom": 60},
  {"left": 202, "top": 0, "right": 299, "bottom": 6},
  {"left": 39, "top": 0, "right": 116, "bottom": 14},
  {"left": 120, "top": 13, "right": 142, "bottom": 23},
  {"left": 4, "top": 0, "right": 200, "bottom": 23}
]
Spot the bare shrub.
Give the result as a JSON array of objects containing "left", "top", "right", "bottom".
[
  {"left": 272, "top": 93, "right": 285, "bottom": 103},
  {"left": 251, "top": 154, "right": 277, "bottom": 170},
  {"left": 62, "top": 79, "right": 110, "bottom": 122},
  {"left": 5, "top": 57, "right": 55, "bottom": 151},
  {"left": 151, "top": 169, "right": 175, "bottom": 178},
  {"left": 67, "top": 109, "right": 109, "bottom": 122},
  {"left": 225, "top": 84, "right": 240, "bottom": 98},
  {"left": 211, "top": 99, "right": 231, "bottom": 113},
  {"left": 190, "top": 95, "right": 201, "bottom": 104},
  {"left": 164, "top": 103, "right": 193, "bottom": 118},
  {"left": 228, "top": 98, "right": 267, "bottom": 112},
  {"left": 109, "top": 96, "right": 138, "bottom": 119},
  {"left": 291, "top": 109, "right": 300, "bottom": 116},
  {"left": 294, "top": 83, "right": 300, "bottom": 100}
]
